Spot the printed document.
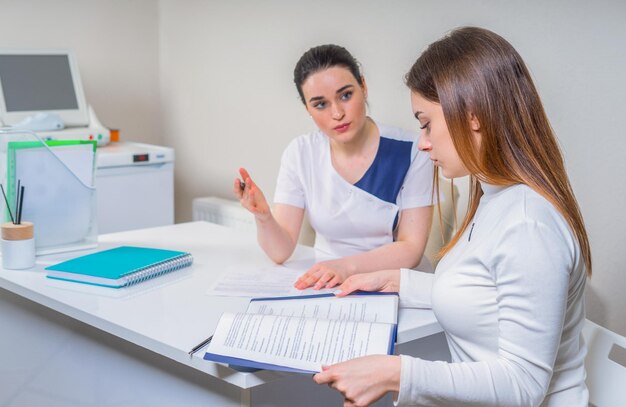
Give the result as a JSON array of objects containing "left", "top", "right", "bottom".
[{"left": 204, "top": 293, "right": 398, "bottom": 373}]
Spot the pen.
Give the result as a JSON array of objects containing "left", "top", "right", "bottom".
[{"left": 188, "top": 334, "right": 213, "bottom": 356}]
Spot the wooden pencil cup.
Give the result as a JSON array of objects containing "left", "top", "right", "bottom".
[{"left": 1, "top": 222, "right": 35, "bottom": 269}]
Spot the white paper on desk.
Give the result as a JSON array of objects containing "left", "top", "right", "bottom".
[{"left": 207, "top": 261, "right": 335, "bottom": 297}]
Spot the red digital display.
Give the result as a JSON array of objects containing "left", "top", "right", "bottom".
[{"left": 133, "top": 154, "right": 149, "bottom": 163}]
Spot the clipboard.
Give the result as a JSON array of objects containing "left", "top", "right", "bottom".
[{"left": 3, "top": 138, "right": 98, "bottom": 255}]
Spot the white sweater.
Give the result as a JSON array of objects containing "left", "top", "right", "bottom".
[{"left": 397, "top": 183, "right": 587, "bottom": 406}]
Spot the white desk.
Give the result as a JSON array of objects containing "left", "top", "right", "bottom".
[{"left": 0, "top": 222, "right": 447, "bottom": 406}]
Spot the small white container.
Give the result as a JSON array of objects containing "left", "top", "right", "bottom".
[{"left": 1, "top": 221, "right": 35, "bottom": 270}]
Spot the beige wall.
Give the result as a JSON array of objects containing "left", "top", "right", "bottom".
[
  {"left": 159, "top": 0, "right": 626, "bottom": 335},
  {"left": 3, "top": 0, "right": 626, "bottom": 336},
  {"left": 0, "top": 0, "right": 161, "bottom": 145}
]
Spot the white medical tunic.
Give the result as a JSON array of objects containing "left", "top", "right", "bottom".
[
  {"left": 274, "top": 122, "right": 434, "bottom": 257},
  {"left": 397, "top": 183, "right": 588, "bottom": 406}
]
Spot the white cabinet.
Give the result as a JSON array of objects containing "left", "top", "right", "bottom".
[{"left": 95, "top": 142, "right": 174, "bottom": 234}]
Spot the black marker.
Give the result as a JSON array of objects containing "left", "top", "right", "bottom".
[
  {"left": 0, "top": 184, "right": 15, "bottom": 224},
  {"left": 15, "top": 179, "right": 20, "bottom": 222},
  {"left": 17, "top": 186, "right": 25, "bottom": 225}
]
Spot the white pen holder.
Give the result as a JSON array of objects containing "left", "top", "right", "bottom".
[{"left": 1, "top": 221, "right": 35, "bottom": 270}]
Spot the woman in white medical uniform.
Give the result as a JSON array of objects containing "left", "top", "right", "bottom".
[
  {"left": 314, "top": 27, "right": 591, "bottom": 406},
  {"left": 234, "top": 44, "right": 435, "bottom": 290}
]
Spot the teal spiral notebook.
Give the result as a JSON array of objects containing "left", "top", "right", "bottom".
[{"left": 45, "top": 246, "right": 193, "bottom": 288}]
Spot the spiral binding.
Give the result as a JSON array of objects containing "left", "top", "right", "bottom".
[{"left": 123, "top": 254, "right": 193, "bottom": 287}]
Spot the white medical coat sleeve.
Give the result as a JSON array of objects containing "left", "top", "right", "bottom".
[
  {"left": 397, "top": 145, "right": 436, "bottom": 209},
  {"left": 274, "top": 137, "right": 306, "bottom": 208}
]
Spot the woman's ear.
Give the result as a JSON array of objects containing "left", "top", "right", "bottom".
[
  {"left": 469, "top": 113, "right": 481, "bottom": 131},
  {"left": 360, "top": 76, "right": 368, "bottom": 99}
]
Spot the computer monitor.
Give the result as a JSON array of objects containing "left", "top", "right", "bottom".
[{"left": 0, "top": 49, "right": 89, "bottom": 127}]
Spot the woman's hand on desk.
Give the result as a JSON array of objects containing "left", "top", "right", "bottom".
[
  {"left": 234, "top": 167, "right": 271, "bottom": 221},
  {"left": 313, "top": 355, "right": 401, "bottom": 407},
  {"left": 334, "top": 269, "right": 401, "bottom": 296},
  {"left": 294, "top": 259, "right": 354, "bottom": 290}
]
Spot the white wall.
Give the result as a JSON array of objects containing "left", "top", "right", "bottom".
[
  {"left": 2, "top": 0, "right": 625, "bottom": 336},
  {"left": 0, "top": 0, "right": 161, "bottom": 145}
]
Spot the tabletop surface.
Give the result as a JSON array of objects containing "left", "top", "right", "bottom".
[{"left": 0, "top": 221, "right": 441, "bottom": 388}]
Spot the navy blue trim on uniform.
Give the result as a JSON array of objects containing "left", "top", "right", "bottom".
[
  {"left": 354, "top": 137, "right": 412, "bottom": 204},
  {"left": 354, "top": 137, "right": 412, "bottom": 230}
]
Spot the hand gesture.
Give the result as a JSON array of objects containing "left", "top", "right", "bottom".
[
  {"left": 335, "top": 269, "right": 401, "bottom": 297},
  {"left": 293, "top": 259, "right": 352, "bottom": 290},
  {"left": 233, "top": 167, "right": 270, "bottom": 221},
  {"left": 313, "top": 355, "right": 401, "bottom": 407}
]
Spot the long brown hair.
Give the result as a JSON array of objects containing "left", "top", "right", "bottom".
[{"left": 406, "top": 27, "right": 592, "bottom": 276}]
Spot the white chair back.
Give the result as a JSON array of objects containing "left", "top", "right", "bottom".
[{"left": 583, "top": 319, "right": 626, "bottom": 407}]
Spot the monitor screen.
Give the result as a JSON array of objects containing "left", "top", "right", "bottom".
[
  {"left": 0, "top": 49, "right": 88, "bottom": 127},
  {"left": 0, "top": 55, "right": 78, "bottom": 112}
]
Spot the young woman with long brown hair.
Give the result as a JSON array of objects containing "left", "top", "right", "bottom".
[{"left": 314, "top": 27, "right": 591, "bottom": 406}]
